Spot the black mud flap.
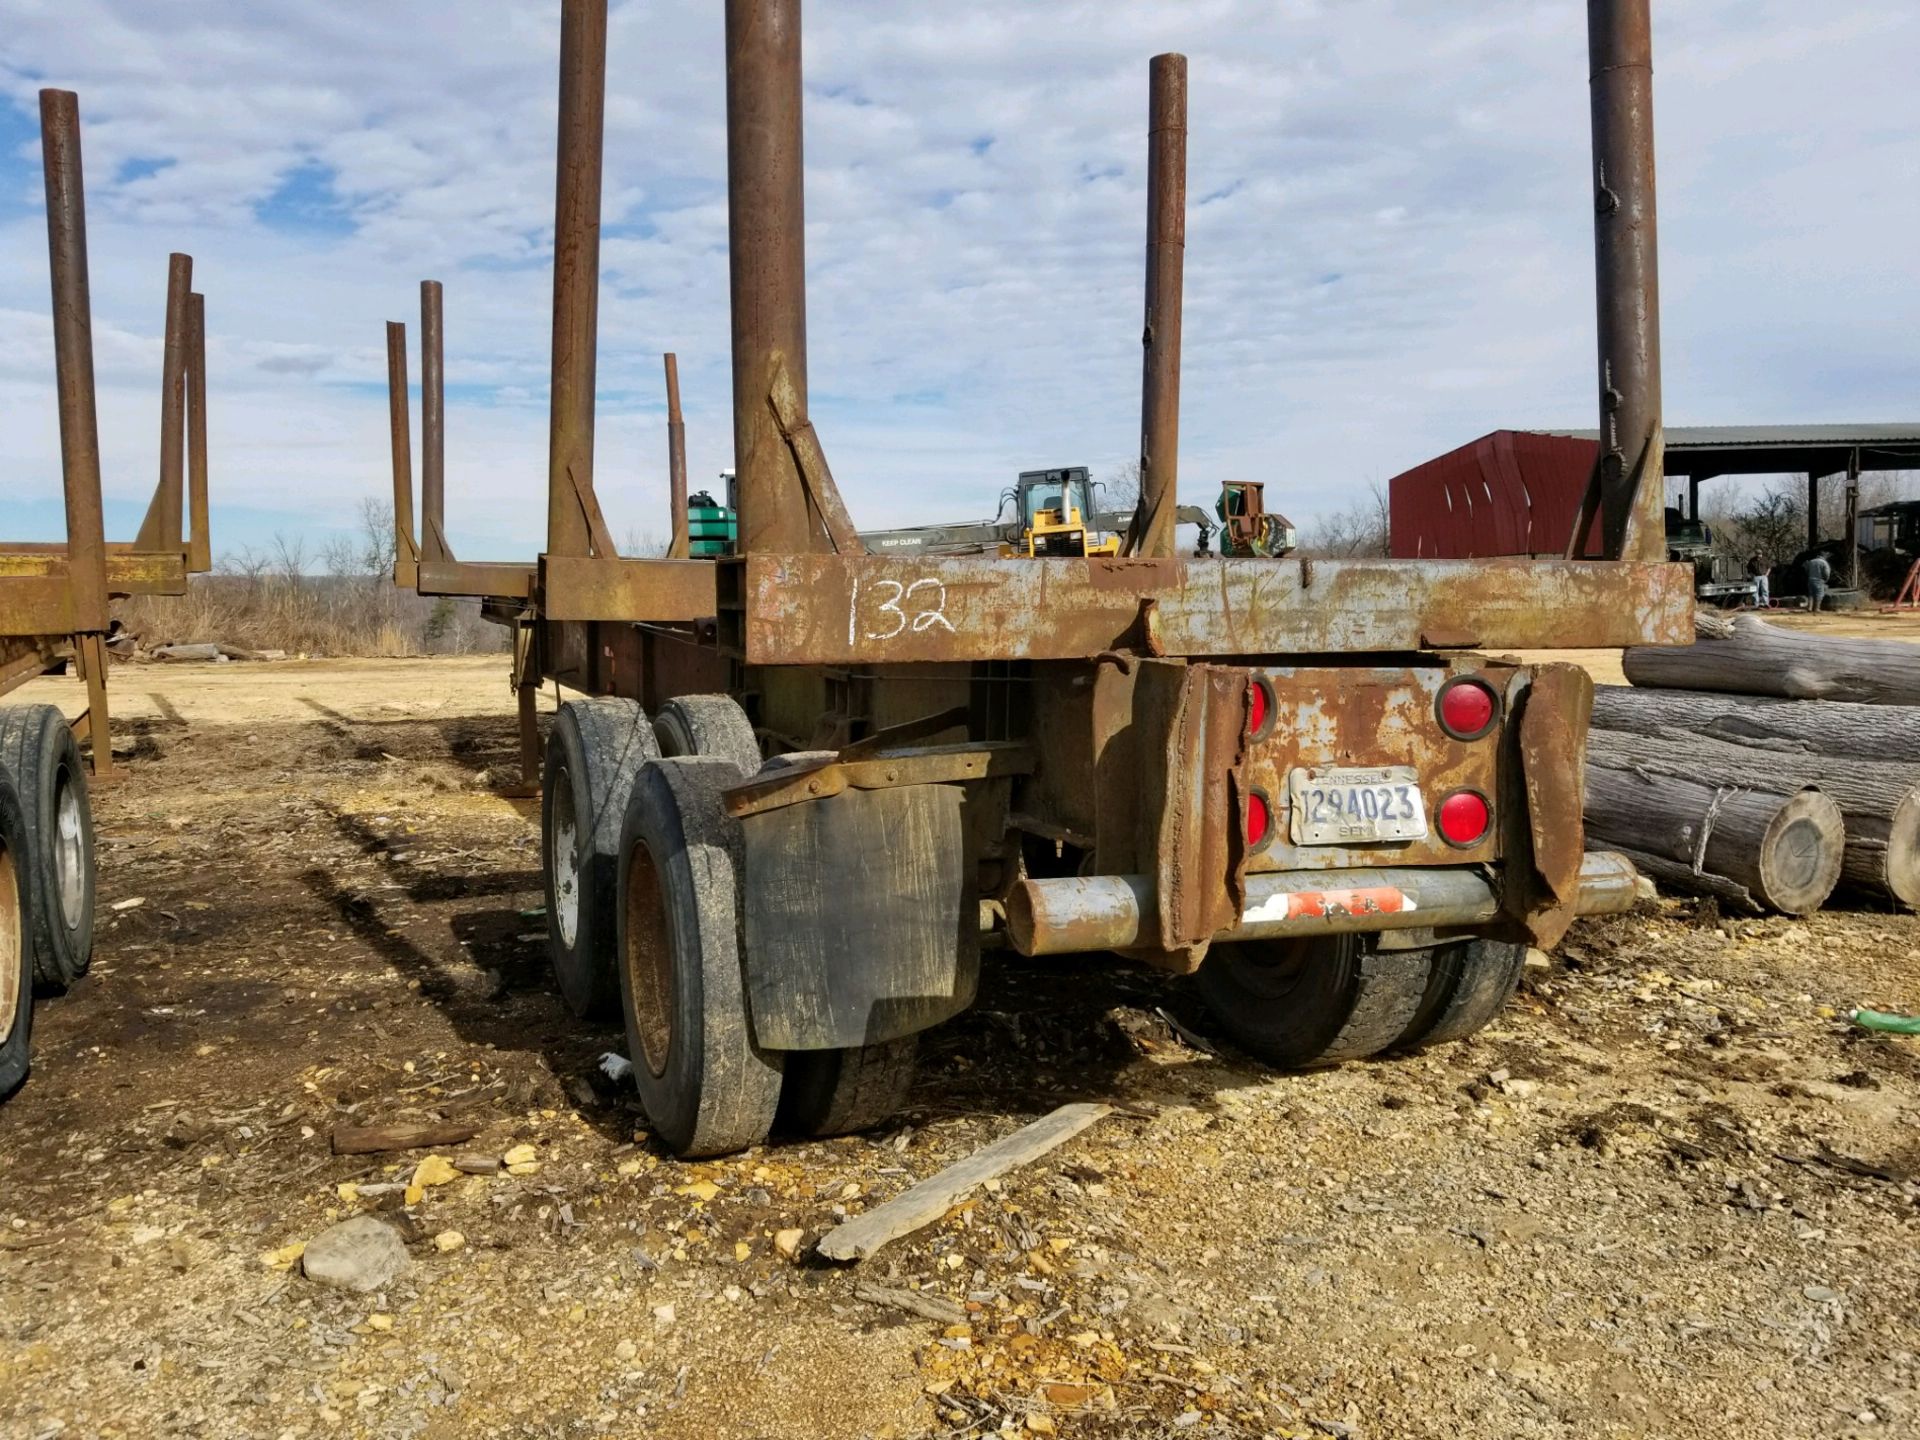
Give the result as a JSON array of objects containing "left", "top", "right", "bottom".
[{"left": 740, "top": 783, "right": 977, "bottom": 1051}]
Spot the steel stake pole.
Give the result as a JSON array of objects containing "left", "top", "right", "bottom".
[
  {"left": 547, "top": 0, "right": 608, "bottom": 559},
  {"left": 726, "top": 0, "right": 813, "bottom": 556},
  {"left": 1131, "top": 53, "right": 1187, "bottom": 559},
  {"left": 665, "top": 353, "right": 690, "bottom": 558},
  {"left": 1587, "top": 0, "right": 1666, "bottom": 562},
  {"left": 386, "top": 321, "right": 419, "bottom": 586}
]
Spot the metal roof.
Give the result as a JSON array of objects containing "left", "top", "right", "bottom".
[{"left": 1528, "top": 424, "right": 1920, "bottom": 478}]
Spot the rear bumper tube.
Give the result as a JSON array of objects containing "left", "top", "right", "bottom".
[{"left": 1005, "top": 851, "right": 1643, "bottom": 957}]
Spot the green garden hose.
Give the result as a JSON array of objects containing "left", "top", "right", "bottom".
[{"left": 1850, "top": 1009, "right": 1920, "bottom": 1035}]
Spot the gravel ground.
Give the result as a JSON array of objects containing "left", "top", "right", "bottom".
[{"left": 1, "top": 658, "right": 1916, "bottom": 1440}]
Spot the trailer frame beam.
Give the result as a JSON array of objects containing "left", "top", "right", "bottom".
[{"left": 721, "top": 553, "right": 1692, "bottom": 666}]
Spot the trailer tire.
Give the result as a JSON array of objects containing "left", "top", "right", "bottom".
[
  {"left": 652, "top": 696, "right": 761, "bottom": 779},
  {"left": 542, "top": 698, "right": 656, "bottom": 1019},
  {"left": 617, "top": 756, "right": 783, "bottom": 1157},
  {"left": 0, "top": 705, "right": 93, "bottom": 990},
  {"left": 1195, "top": 935, "right": 1430, "bottom": 1068},
  {"left": 1392, "top": 938, "right": 1527, "bottom": 1051},
  {"left": 0, "top": 769, "right": 35, "bottom": 1100},
  {"left": 778, "top": 1037, "right": 918, "bottom": 1138}
]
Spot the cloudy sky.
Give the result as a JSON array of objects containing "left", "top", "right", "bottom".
[{"left": 3, "top": 1, "right": 1915, "bottom": 560}]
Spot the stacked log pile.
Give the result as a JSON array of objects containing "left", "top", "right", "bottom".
[
  {"left": 1622, "top": 611, "right": 1920, "bottom": 703},
  {"left": 1591, "top": 685, "right": 1920, "bottom": 764},
  {"left": 1586, "top": 615, "right": 1920, "bottom": 913}
]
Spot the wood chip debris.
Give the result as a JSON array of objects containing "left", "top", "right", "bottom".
[
  {"left": 330, "top": 1122, "right": 482, "bottom": 1156},
  {"left": 851, "top": 1282, "right": 967, "bottom": 1325}
]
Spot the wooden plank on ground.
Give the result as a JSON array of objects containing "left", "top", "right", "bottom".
[{"left": 816, "top": 1102, "right": 1111, "bottom": 1262}]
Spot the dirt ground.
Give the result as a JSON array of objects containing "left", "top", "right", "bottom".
[{"left": 2, "top": 652, "right": 1917, "bottom": 1440}]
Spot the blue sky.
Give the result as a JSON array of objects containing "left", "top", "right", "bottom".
[{"left": 2, "top": 1, "right": 1916, "bottom": 562}]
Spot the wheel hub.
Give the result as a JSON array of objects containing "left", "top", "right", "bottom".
[
  {"left": 54, "top": 775, "right": 85, "bottom": 931},
  {"left": 1212, "top": 938, "right": 1314, "bottom": 1003},
  {"left": 0, "top": 848, "right": 21, "bottom": 1041},
  {"left": 551, "top": 771, "right": 581, "bottom": 949},
  {"left": 622, "top": 843, "right": 674, "bottom": 1079}
]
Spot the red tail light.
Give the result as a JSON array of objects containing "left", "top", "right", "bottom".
[
  {"left": 1437, "top": 789, "right": 1491, "bottom": 848},
  {"left": 1247, "top": 678, "right": 1272, "bottom": 739},
  {"left": 1436, "top": 677, "right": 1498, "bottom": 740},
  {"left": 1246, "top": 790, "right": 1272, "bottom": 849}
]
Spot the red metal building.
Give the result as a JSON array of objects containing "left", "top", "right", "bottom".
[
  {"left": 1391, "top": 425, "right": 1920, "bottom": 561},
  {"left": 1388, "top": 430, "right": 1600, "bottom": 559}
]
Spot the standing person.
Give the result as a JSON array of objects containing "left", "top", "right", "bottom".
[
  {"left": 1805, "top": 552, "right": 1832, "bottom": 612},
  {"left": 1747, "top": 552, "right": 1772, "bottom": 608}
]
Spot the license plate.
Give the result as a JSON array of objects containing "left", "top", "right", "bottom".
[{"left": 1287, "top": 766, "right": 1427, "bottom": 845}]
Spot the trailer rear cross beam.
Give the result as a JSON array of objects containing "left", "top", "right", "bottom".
[{"left": 718, "top": 553, "right": 1694, "bottom": 666}]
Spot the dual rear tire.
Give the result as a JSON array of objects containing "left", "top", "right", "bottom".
[
  {"left": 0, "top": 767, "right": 33, "bottom": 1100},
  {"left": 0, "top": 706, "right": 93, "bottom": 991},
  {"left": 0, "top": 703, "right": 97, "bottom": 1102},
  {"left": 616, "top": 756, "right": 784, "bottom": 1157},
  {"left": 1194, "top": 932, "right": 1526, "bottom": 1069},
  {"left": 541, "top": 694, "right": 917, "bottom": 1155},
  {"left": 541, "top": 699, "right": 658, "bottom": 1019}
]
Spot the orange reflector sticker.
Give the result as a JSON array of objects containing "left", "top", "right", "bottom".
[{"left": 1245, "top": 886, "right": 1416, "bottom": 924}]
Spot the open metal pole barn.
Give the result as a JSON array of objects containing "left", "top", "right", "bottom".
[
  {"left": 386, "top": 0, "right": 1693, "bottom": 1158},
  {"left": 1647, "top": 426, "right": 1920, "bottom": 590}
]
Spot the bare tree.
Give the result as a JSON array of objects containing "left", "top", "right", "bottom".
[
  {"left": 1103, "top": 459, "right": 1142, "bottom": 513},
  {"left": 357, "top": 497, "right": 398, "bottom": 581},
  {"left": 1700, "top": 481, "right": 1803, "bottom": 565},
  {"left": 319, "top": 533, "right": 360, "bottom": 578},
  {"left": 1299, "top": 480, "right": 1391, "bottom": 558},
  {"left": 1820, "top": 469, "right": 1914, "bottom": 540},
  {"left": 1701, "top": 471, "right": 1917, "bottom": 566},
  {"left": 270, "top": 533, "right": 308, "bottom": 585},
  {"left": 217, "top": 546, "right": 270, "bottom": 584},
  {"left": 622, "top": 526, "right": 670, "bottom": 558}
]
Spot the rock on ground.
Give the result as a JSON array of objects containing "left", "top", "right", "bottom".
[{"left": 301, "top": 1216, "right": 410, "bottom": 1293}]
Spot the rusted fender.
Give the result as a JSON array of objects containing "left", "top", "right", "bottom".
[{"left": 1511, "top": 663, "right": 1595, "bottom": 948}]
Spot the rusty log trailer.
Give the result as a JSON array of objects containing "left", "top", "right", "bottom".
[
  {"left": 1, "top": 91, "right": 214, "bottom": 779},
  {"left": 1, "top": 90, "right": 213, "bottom": 1097},
  {"left": 387, "top": 0, "right": 1687, "bottom": 1155}
]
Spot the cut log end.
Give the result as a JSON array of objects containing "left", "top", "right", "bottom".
[
  {"left": 1755, "top": 791, "right": 1846, "bottom": 916},
  {"left": 1587, "top": 722, "right": 1920, "bottom": 911},
  {"left": 1886, "top": 791, "right": 1920, "bottom": 909},
  {"left": 1584, "top": 765, "right": 1846, "bottom": 917}
]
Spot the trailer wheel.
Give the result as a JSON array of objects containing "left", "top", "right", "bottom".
[
  {"left": 652, "top": 696, "right": 761, "bottom": 779},
  {"left": 0, "top": 769, "right": 35, "bottom": 1100},
  {"left": 542, "top": 698, "right": 656, "bottom": 1019},
  {"left": 778, "top": 1036, "right": 918, "bottom": 1138},
  {"left": 617, "top": 755, "right": 783, "bottom": 1157},
  {"left": 1195, "top": 935, "right": 1430, "bottom": 1067},
  {"left": 0, "top": 705, "right": 93, "bottom": 990},
  {"left": 1392, "top": 938, "right": 1527, "bottom": 1051}
]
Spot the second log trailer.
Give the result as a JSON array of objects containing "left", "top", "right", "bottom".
[
  {"left": 2, "top": 90, "right": 215, "bottom": 1098},
  {"left": 385, "top": 0, "right": 1690, "bottom": 1157}
]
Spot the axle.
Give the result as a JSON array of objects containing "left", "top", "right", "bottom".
[{"left": 1006, "top": 852, "right": 1642, "bottom": 957}]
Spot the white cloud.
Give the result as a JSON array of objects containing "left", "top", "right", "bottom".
[{"left": 1, "top": 0, "right": 1915, "bottom": 557}]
